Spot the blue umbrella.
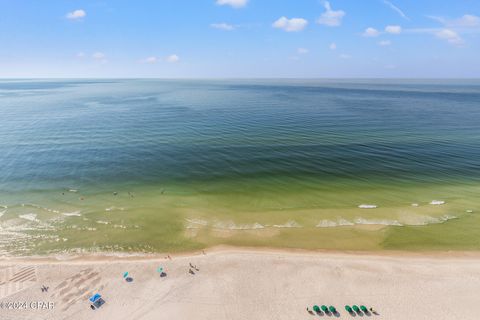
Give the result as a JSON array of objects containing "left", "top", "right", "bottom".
[{"left": 89, "top": 293, "right": 101, "bottom": 303}]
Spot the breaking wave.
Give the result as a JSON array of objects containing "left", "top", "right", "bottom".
[
  {"left": 358, "top": 204, "right": 377, "bottom": 209},
  {"left": 212, "top": 221, "right": 265, "bottom": 230},
  {"left": 18, "top": 213, "right": 39, "bottom": 222}
]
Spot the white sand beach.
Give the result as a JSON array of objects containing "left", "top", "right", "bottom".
[{"left": 1, "top": 247, "right": 480, "bottom": 320}]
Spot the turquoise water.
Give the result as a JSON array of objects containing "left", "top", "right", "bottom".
[{"left": 1, "top": 79, "right": 480, "bottom": 254}]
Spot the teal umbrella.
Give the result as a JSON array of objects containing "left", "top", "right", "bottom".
[
  {"left": 353, "top": 305, "right": 360, "bottom": 313},
  {"left": 321, "top": 305, "right": 328, "bottom": 312},
  {"left": 123, "top": 272, "right": 129, "bottom": 279},
  {"left": 157, "top": 267, "right": 163, "bottom": 273},
  {"left": 360, "top": 305, "right": 368, "bottom": 313},
  {"left": 313, "top": 305, "right": 320, "bottom": 313},
  {"left": 329, "top": 306, "right": 336, "bottom": 313}
]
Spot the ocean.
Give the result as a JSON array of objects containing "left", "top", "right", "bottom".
[{"left": 1, "top": 79, "right": 480, "bottom": 255}]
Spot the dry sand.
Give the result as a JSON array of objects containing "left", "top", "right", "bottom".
[{"left": 1, "top": 247, "right": 480, "bottom": 320}]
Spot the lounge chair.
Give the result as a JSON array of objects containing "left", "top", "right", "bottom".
[{"left": 89, "top": 293, "right": 106, "bottom": 310}]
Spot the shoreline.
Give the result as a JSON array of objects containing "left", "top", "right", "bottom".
[{"left": 3, "top": 245, "right": 480, "bottom": 264}]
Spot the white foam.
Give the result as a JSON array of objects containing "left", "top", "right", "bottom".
[
  {"left": 20, "top": 203, "right": 61, "bottom": 214},
  {"left": 316, "top": 217, "right": 401, "bottom": 228},
  {"left": 62, "top": 211, "right": 81, "bottom": 217},
  {"left": 212, "top": 221, "right": 265, "bottom": 230},
  {"left": 68, "top": 189, "right": 78, "bottom": 193},
  {"left": 411, "top": 203, "right": 419, "bottom": 207},
  {"left": 338, "top": 218, "right": 355, "bottom": 226},
  {"left": 0, "top": 205, "right": 7, "bottom": 217},
  {"left": 407, "top": 214, "right": 458, "bottom": 226},
  {"left": 96, "top": 220, "right": 109, "bottom": 225},
  {"left": 105, "top": 206, "right": 125, "bottom": 212},
  {"left": 272, "top": 220, "right": 301, "bottom": 228},
  {"left": 185, "top": 218, "right": 208, "bottom": 226},
  {"left": 19, "top": 213, "right": 39, "bottom": 222},
  {"left": 354, "top": 218, "right": 403, "bottom": 226},
  {"left": 316, "top": 220, "right": 338, "bottom": 228},
  {"left": 466, "top": 210, "right": 473, "bottom": 213},
  {"left": 430, "top": 200, "right": 445, "bottom": 205},
  {"left": 358, "top": 204, "right": 377, "bottom": 209}
]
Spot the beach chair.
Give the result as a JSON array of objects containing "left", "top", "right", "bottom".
[{"left": 89, "top": 293, "right": 106, "bottom": 310}]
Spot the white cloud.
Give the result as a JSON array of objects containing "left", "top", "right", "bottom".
[
  {"left": 385, "top": 25, "right": 402, "bottom": 34},
  {"left": 382, "top": 1, "right": 409, "bottom": 20},
  {"left": 329, "top": 42, "right": 337, "bottom": 50},
  {"left": 378, "top": 40, "right": 392, "bottom": 46},
  {"left": 91, "top": 52, "right": 107, "bottom": 63},
  {"left": 66, "top": 9, "right": 86, "bottom": 20},
  {"left": 216, "top": 0, "right": 248, "bottom": 8},
  {"left": 363, "top": 27, "right": 380, "bottom": 37},
  {"left": 339, "top": 53, "right": 351, "bottom": 59},
  {"left": 297, "top": 48, "right": 309, "bottom": 54},
  {"left": 435, "top": 29, "right": 463, "bottom": 45},
  {"left": 92, "top": 52, "right": 106, "bottom": 60},
  {"left": 142, "top": 56, "right": 158, "bottom": 64},
  {"left": 316, "top": 1, "right": 345, "bottom": 27},
  {"left": 272, "top": 16, "right": 308, "bottom": 32},
  {"left": 166, "top": 54, "right": 180, "bottom": 63},
  {"left": 428, "top": 14, "right": 480, "bottom": 28},
  {"left": 452, "top": 14, "right": 480, "bottom": 27},
  {"left": 210, "top": 23, "right": 235, "bottom": 31}
]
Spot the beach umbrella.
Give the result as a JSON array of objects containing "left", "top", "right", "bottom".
[
  {"left": 313, "top": 305, "right": 320, "bottom": 313},
  {"left": 352, "top": 305, "right": 360, "bottom": 312},
  {"left": 321, "top": 305, "right": 328, "bottom": 312},
  {"left": 329, "top": 306, "right": 336, "bottom": 313},
  {"left": 89, "top": 293, "right": 101, "bottom": 303},
  {"left": 123, "top": 272, "right": 129, "bottom": 279},
  {"left": 157, "top": 267, "right": 163, "bottom": 273},
  {"left": 360, "top": 305, "right": 368, "bottom": 312},
  {"left": 345, "top": 305, "right": 353, "bottom": 313}
]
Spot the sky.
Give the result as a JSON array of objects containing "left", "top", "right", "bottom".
[{"left": 0, "top": 0, "right": 479, "bottom": 78}]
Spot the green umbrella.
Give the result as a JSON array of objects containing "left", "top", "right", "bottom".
[
  {"left": 123, "top": 272, "right": 129, "bottom": 278},
  {"left": 329, "top": 306, "right": 336, "bottom": 313},
  {"left": 353, "top": 305, "right": 360, "bottom": 312},
  {"left": 313, "top": 305, "right": 320, "bottom": 313},
  {"left": 360, "top": 305, "right": 368, "bottom": 312},
  {"left": 321, "top": 305, "right": 328, "bottom": 312},
  {"left": 345, "top": 305, "right": 353, "bottom": 313}
]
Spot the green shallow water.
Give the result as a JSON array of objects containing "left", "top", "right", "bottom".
[{"left": 1, "top": 79, "right": 480, "bottom": 255}]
